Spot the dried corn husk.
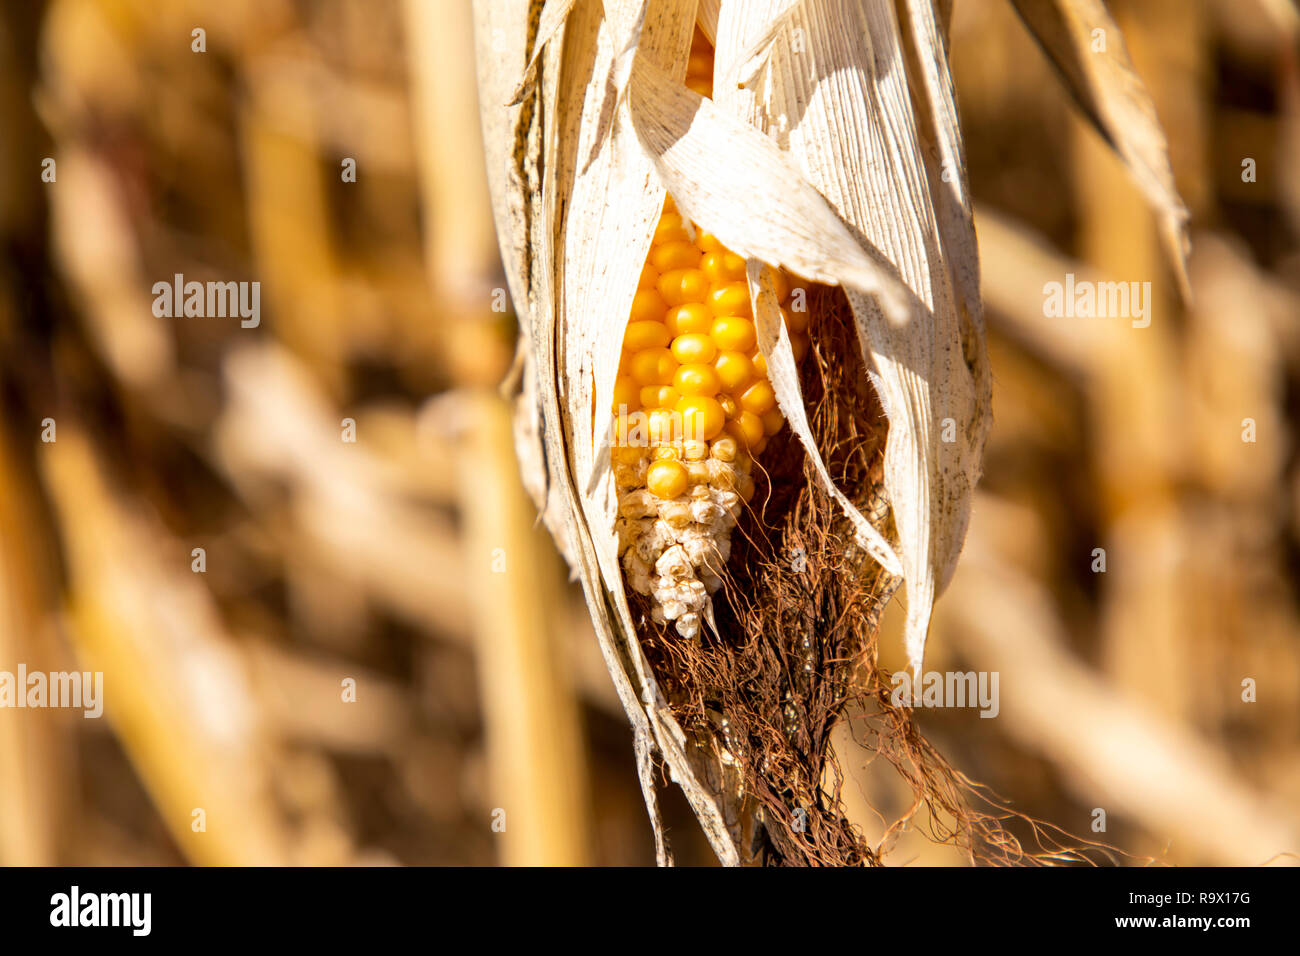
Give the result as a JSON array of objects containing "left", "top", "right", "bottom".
[
  {"left": 468, "top": 0, "right": 1186, "bottom": 863},
  {"left": 473, "top": 0, "right": 989, "bottom": 864},
  {"left": 1008, "top": 0, "right": 1192, "bottom": 296}
]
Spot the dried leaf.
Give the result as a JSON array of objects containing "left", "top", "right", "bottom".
[
  {"left": 1009, "top": 0, "right": 1192, "bottom": 297},
  {"left": 708, "top": 0, "right": 988, "bottom": 673},
  {"left": 507, "top": 0, "right": 578, "bottom": 106},
  {"left": 474, "top": 0, "right": 746, "bottom": 866}
]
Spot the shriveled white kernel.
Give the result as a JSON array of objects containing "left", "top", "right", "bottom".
[
  {"left": 616, "top": 434, "right": 755, "bottom": 638},
  {"left": 707, "top": 460, "right": 736, "bottom": 490},
  {"left": 716, "top": 490, "right": 743, "bottom": 520},
  {"left": 661, "top": 599, "right": 688, "bottom": 620},
  {"left": 655, "top": 544, "right": 692, "bottom": 580},
  {"left": 619, "top": 489, "right": 659, "bottom": 519},
  {"left": 634, "top": 521, "right": 674, "bottom": 562},
  {"left": 682, "top": 536, "right": 711, "bottom": 566},
  {"left": 614, "top": 517, "right": 637, "bottom": 555},
  {"left": 614, "top": 463, "right": 641, "bottom": 488},
  {"left": 691, "top": 498, "right": 722, "bottom": 524},
  {"left": 682, "top": 579, "right": 708, "bottom": 604},
  {"left": 622, "top": 552, "right": 654, "bottom": 595},
  {"left": 659, "top": 500, "right": 694, "bottom": 529}
]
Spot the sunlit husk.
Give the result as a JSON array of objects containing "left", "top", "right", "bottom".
[{"left": 475, "top": 0, "right": 993, "bottom": 864}]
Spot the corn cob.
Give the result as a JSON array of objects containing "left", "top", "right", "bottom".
[{"left": 611, "top": 31, "right": 810, "bottom": 640}]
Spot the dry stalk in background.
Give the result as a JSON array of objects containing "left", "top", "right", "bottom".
[{"left": 406, "top": 0, "right": 591, "bottom": 865}]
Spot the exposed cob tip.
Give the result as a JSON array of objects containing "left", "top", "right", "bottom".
[{"left": 610, "top": 29, "right": 809, "bottom": 640}]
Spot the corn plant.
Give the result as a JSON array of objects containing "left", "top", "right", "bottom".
[{"left": 472, "top": 0, "right": 1187, "bottom": 865}]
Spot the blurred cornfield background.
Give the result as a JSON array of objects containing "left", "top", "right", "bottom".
[{"left": 0, "top": 0, "right": 1297, "bottom": 866}]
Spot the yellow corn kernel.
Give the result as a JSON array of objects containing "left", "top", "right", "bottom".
[
  {"left": 664, "top": 303, "right": 711, "bottom": 336},
  {"left": 658, "top": 269, "right": 710, "bottom": 307},
  {"left": 671, "top": 332, "right": 717, "bottom": 365},
  {"left": 702, "top": 251, "right": 747, "bottom": 285},
  {"left": 654, "top": 213, "right": 690, "bottom": 244},
  {"left": 646, "top": 408, "right": 677, "bottom": 444},
  {"left": 638, "top": 262, "right": 659, "bottom": 290},
  {"left": 624, "top": 320, "right": 670, "bottom": 352},
  {"left": 677, "top": 395, "right": 726, "bottom": 441},
  {"left": 698, "top": 231, "right": 723, "bottom": 253},
  {"left": 727, "top": 411, "right": 765, "bottom": 448},
  {"left": 664, "top": 303, "right": 712, "bottom": 336},
  {"left": 673, "top": 363, "right": 721, "bottom": 396},
  {"left": 751, "top": 351, "right": 768, "bottom": 376},
  {"left": 651, "top": 240, "right": 702, "bottom": 272},
  {"left": 613, "top": 375, "right": 640, "bottom": 412},
  {"left": 789, "top": 332, "right": 809, "bottom": 362},
  {"left": 686, "top": 78, "right": 712, "bottom": 98},
  {"left": 736, "top": 473, "right": 756, "bottom": 501},
  {"left": 630, "top": 288, "right": 669, "bottom": 324},
  {"left": 640, "top": 385, "right": 680, "bottom": 409},
  {"left": 761, "top": 407, "right": 785, "bottom": 436},
  {"left": 682, "top": 439, "right": 709, "bottom": 460},
  {"left": 647, "top": 459, "right": 689, "bottom": 499},
  {"left": 653, "top": 445, "right": 681, "bottom": 461},
  {"left": 738, "top": 379, "right": 777, "bottom": 415},
  {"left": 711, "top": 316, "right": 757, "bottom": 353},
  {"left": 714, "top": 351, "right": 754, "bottom": 391},
  {"left": 707, "top": 282, "right": 751, "bottom": 318},
  {"left": 687, "top": 50, "right": 713, "bottom": 77},
  {"left": 709, "top": 468, "right": 735, "bottom": 492},
  {"left": 709, "top": 436, "right": 737, "bottom": 462},
  {"left": 628, "top": 347, "right": 677, "bottom": 385},
  {"left": 613, "top": 414, "right": 633, "bottom": 447}
]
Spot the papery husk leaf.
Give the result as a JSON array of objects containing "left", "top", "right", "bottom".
[
  {"left": 474, "top": 0, "right": 747, "bottom": 866},
  {"left": 696, "top": 0, "right": 720, "bottom": 42},
  {"left": 557, "top": 0, "right": 749, "bottom": 864},
  {"left": 705, "top": 0, "right": 987, "bottom": 674},
  {"left": 897, "top": 0, "right": 991, "bottom": 594},
  {"left": 507, "top": 0, "right": 579, "bottom": 106},
  {"left": 1009, "top": 0, "right": 1192, "bottom": 298}
]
